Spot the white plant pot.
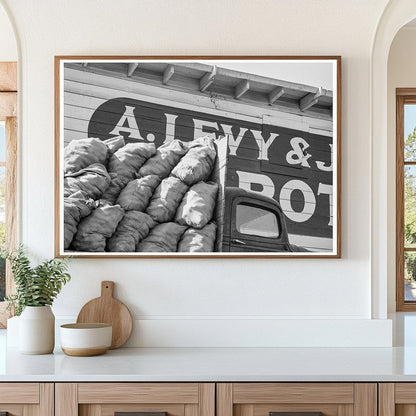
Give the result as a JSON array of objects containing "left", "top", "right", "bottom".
[
  {"left": 19, "top": 305, "right": 55, "bottom": 354},
  {"left": 6, "top": 315, "right": 20, "bottom": 347}
]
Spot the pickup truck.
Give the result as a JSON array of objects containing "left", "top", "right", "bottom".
[
  {"left": 211, "top": 135, "right": 309, "bottom": 253},
  {"left": 220, "top": 187, "right": 309, "bottom": 253}
]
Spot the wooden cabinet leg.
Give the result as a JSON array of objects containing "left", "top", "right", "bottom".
[
  {"left": 56, "top": 383, "right": 78, "bottom": 416},
  {"left": 354, "top": 384, "right": 377, "bottom": 416}
]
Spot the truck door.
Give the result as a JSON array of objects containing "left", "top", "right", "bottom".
[{"left": 230, "top": 197, "right": 290, "bottom": 252}]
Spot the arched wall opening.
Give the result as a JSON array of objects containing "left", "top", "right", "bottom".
[
  {"left": 387, "top": 19, "right": 416, "bottom": 313},
  {"left": 0, "top": 1, "right": 17, "bottom": 61},
  {"left": 372, "top": 1, "right": 416, "bottom": 319}
]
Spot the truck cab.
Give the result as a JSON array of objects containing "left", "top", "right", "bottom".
[{"left": 221, "top": 187, "right": 308, "bottom": 253}]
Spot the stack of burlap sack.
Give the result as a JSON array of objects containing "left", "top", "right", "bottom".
[{"left": 63, "top": 135, "right": 219, "bottom": 253}]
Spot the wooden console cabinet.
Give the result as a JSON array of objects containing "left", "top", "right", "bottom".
[{"left": 3, "top": 381, "right": 416, "bottom": 416}]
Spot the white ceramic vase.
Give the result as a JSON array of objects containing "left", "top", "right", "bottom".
[
  {"left": 6, "top": 315, "right": 20, "bottom": 347},
  {"left": 19, "top": 305, "right": 55, "bottom": 354}
]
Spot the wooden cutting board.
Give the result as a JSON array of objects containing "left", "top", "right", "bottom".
[{"left": 76, "top": 281, "right": 133, "bottom": 349}]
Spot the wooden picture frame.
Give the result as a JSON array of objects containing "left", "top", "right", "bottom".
[{"left": 55, "top": 56, "right": 341, "bottom": 258}]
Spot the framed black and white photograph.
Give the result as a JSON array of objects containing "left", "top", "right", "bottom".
[{"left": 55, "top": 56, "right": 341, "bottom": 258}]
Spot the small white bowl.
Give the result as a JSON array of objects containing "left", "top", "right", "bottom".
[{"left": 60, "top": 323, "right": 112, "bottom": 356}]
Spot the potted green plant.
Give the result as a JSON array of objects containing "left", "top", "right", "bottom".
[{"left": 4, "top": 245, "right": 71, "bottom": 354}]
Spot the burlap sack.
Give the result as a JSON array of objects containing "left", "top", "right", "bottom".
[
  {"left": 107, "top": 142, "right": 156, "bottom": 182},
  {"left": 170, "top": 136, "right": 216, "bottom": 185},
  {"left": 146, "top": 177, "right": 188, "bottom": 222},
  {"left": 116, "top": 175, "right": 161, "bottom": 211},
  {"left": 71, "top": 203, "right": 124, "bottom": 252},
  {"left": 138, "top": 139, "right": 188, "bottom": 179},
  {"left": 175, "top": 181, "right": 218, "bottom": 229},
  {"left": 137, "top": 222, "right": 187, "bottom": 252},
  {"left": 178, "top": 222, "right": 217, "bottom": 252},
  {"left": 101, "top": 173, "right": 130, "bottom": 204},
  {"left": 64, "top": 163, "right": 111, "bottom": 200},
  {"left": 64, "top": 138, "right": 109, "bottom": 175},
  {"left": 63, "top": 192, "right": 94, "bottom": 249},
  {"left": 103, "top": 136, "right": 125, "bottom": 154},
  {"left": 107, "top": 211, "right": 155, "bottom": 252}
]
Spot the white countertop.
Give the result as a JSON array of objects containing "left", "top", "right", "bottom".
[
  {"left": 2, "top": 313, "right": 416, "bottom": 382},
  {"left": 2, "top": 340, "right": 416, "bottom": 382}
]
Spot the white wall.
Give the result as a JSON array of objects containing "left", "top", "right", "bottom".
[
  {"left": 0, "top": 3, "right": 16, "bottom": 61},
  {"left": 0, "top": 0, "right": 394, "bottom": 347},
  {"left": 387, "top": 26, "right": 416, "bottom": 312}
]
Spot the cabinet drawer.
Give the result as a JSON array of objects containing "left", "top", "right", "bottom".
[
  {"left": 56, "top": 383, "right": 215, "bottom": 416},
  {"left": 217, "top": 383, "right": 376, "bottom": 416},
  {"left": 0, "top": 383, "right": 53, "bottom": 416}
]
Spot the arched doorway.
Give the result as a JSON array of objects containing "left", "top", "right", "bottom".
[{"left": 371, "top": 1, "right": 416, "bottom": 318}]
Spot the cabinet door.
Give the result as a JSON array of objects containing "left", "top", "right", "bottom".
[
  {"left": 0, "top": 383, "right": 53, "bottom": 416},
  {"left": 56, "top": 383, "right": 215, "bottom": 416},
  {"left": 217, "top": 383, "right": 377, "bottom": 416},
  {"left": 379, "top": 383, "right": 416, "bottom": 416}
]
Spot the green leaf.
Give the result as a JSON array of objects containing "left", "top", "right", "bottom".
[{"left": 5, "top": 245, "right": 71, "bottom": 315}]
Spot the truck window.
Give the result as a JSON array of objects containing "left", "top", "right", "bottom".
[{"left": 236, "top": 203, "right": 280, "bottom": 238}]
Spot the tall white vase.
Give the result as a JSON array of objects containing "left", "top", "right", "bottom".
[{"left": 19, "top": 306, "right": 55, "bottom": 354}]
